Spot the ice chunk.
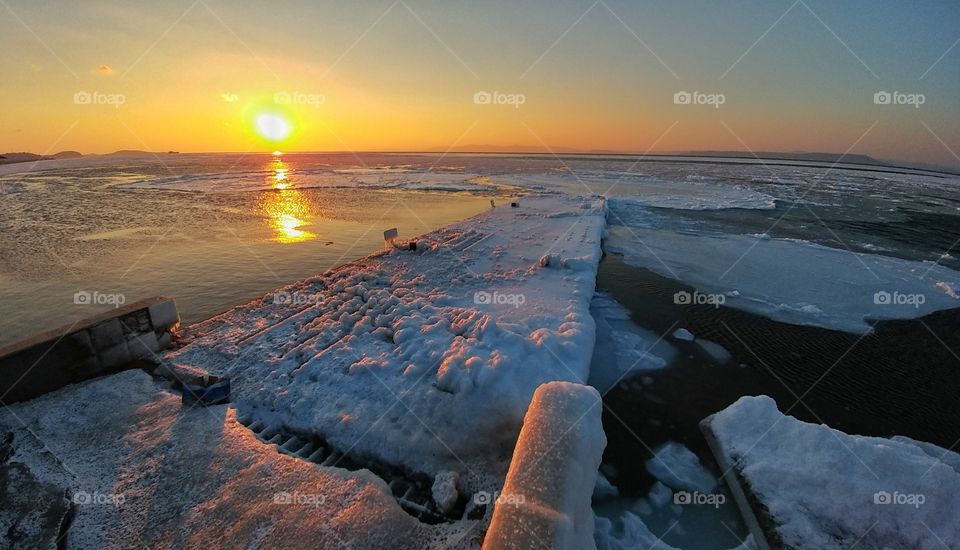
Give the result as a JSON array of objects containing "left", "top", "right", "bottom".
[
  {"left": 594, "top": 512, "right": 679, "bottom": 550},
  {"left": 672, "top": 328, "right": 695, "bottom": 341},
  {"left": 644, "top": 442, "right": 716, "bottom": 493},
  {"left": 696, "top": 339, "right": 732, "bottom": 364},
  {"left": 593, "top": 471, "right": 619, "bottom": 502},
  {"left": 703, "top": 395, "right": 960, "bottom": 548}
]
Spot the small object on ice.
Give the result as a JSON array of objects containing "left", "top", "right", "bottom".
[
  {"left": 431, "top": 471, "right": 459, "bottom": 514},
  {"left": 181, "top": 375, "right": 230, "bottom": 406},
  {"left": 383, "top": 227, "right": 398, "bottom": 245},
  {"left": 490, "top": 199, "right": 496, "bottom": 208},
  {"left": 672, "top": 328, "right": 695, "bottom": 341},
  {"left": 407, "top": 240, "right": 418, "bottom": 251},
  {"left": 510, "top": 201, "right": 519, "bottom": 208}
]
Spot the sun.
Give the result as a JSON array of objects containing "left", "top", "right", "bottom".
[{"left": 256, "top": 113, "right": 292, "bottom": 142}]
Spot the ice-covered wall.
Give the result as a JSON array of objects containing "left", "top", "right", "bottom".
[
  {"left": 0, "top": 297, "right": 179, "bottom": 402},
  {"left": 483, "top": 381, "right": 606, "bottom": 550}
]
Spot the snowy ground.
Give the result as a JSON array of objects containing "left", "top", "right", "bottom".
[
  {"left": 0, "top": 370, "right": 477, "bottom": 549},
  {"left": 703, "top": 396, "right": 960, "bottom": 549},
  {"left": 167, "top": 193, "right": 606, "bottom": 493}
]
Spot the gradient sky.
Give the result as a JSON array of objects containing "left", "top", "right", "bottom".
[{"left": 1, "top": 0, "right": 958, "bottom": 167}]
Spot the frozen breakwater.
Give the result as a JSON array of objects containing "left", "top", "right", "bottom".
[{"left": 1, "top": 193, "right": 610, "bottom": 548}]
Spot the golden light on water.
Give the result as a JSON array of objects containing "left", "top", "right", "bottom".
[{"left": 260, "top": 159, "right": 315, "bottom": 243}]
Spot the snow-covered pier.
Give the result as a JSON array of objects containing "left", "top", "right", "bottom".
[{"left": 1, "top": 193, "right": 610, "bottom": 548}]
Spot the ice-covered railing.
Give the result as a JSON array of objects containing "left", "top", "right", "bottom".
[{"left": 483, "top": 381, "right": 605, "bottom": 550}]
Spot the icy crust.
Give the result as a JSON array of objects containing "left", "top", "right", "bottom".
[
  {"left": 121, "top": 168, "right": 512, "bottom": 194},
  {"left": 484, "top": 382, "right": 606, "bottom": 550},
  {"left": 0, "top": 370, "right": 477, "bottom": 549},
  {"left": 704, "top": 396, "right": 960, "bottom": 549},
  {"left": 606, "top": 225, "right": 960, "bottom": 334},
  {"left": 168, "top": 194, "right": 607, "bottom": 484},
  {"left": 510, "top": 173, "right": 777, "bottom": 211}
]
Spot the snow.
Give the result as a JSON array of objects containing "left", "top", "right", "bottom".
[
  {"left": 0, "top": 370, "right": 474, "bottom": 549},
  {"left": 645, "top": 441, "right": 717, "bottom": 493},
  {"left": 484, "top": 381, "right": 606, "bottom": 550},
  {"left": 588, "top": 293, "right": 677, "bottom": 392},
  {"left": 607, "top": 226, "right": 960, "bottom": 334},
  {"left": 703, "top": 395, "right": 960, "bottom": 549},
  {"left": 168, "top": 194, "right": 607, "bottom": 486}
]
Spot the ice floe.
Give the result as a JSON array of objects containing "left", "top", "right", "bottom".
[
  {"left": 703, "top": 395, "right": 960, "bottom": 549},
  {"left": 607, "top": 226, "right": 960, "bottom": 333}
]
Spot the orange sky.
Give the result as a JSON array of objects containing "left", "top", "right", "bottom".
[{"left": 1, "top": 1, "right": 958, "bottom": 168}]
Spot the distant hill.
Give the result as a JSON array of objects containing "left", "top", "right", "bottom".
[
  {"left": 0, "top": 152, "right": 53, "bottom": 165},
  {"left": 53, "top": 151, "right": 83, "bottom": 159}
]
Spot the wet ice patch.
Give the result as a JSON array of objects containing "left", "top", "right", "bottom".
[{"left": 588, "top": 293, "right": 677, "bottom": 392}]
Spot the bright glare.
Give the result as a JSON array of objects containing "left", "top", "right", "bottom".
[{"left": 256, "top": 114, "right": 292, "bottom": 141}]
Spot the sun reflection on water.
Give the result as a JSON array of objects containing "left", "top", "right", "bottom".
[{"left": 261, "top": 158, "right": 316, "bottom": 243}]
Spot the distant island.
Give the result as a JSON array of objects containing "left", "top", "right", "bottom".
[{"left": 0, "top": 149, "right": 178, "bottom": 165}]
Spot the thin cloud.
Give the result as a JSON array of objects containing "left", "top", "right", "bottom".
[{"left": 220, "top": 93, "right": 240, "bottom": 103}]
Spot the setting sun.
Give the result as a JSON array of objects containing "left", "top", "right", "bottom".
[{"left": 256, "top": 113, "right": 292, "bottom": 142}]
